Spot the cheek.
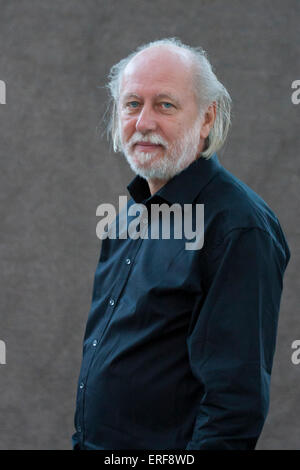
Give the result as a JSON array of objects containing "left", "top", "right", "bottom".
[
  {"left": 120, "top": 117, "right": 136, "bottom": 140},
  {"left": 166, "top": 123, "right": 184, "bottom": 146},
  {"left": 156, "top": 120, "right": 178, "bottom": 143}
]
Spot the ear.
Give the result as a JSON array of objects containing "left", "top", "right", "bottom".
[{"left": 200, "top": 102, "right": 216, "bottom": 139}]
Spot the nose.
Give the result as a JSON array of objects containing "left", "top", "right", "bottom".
[{"left": 135, "top": 103, "right": 157, "bottom": 134}]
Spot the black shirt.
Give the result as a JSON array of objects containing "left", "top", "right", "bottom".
[{"left": 72, "top": 153, "right": 290, "bottom": 450}]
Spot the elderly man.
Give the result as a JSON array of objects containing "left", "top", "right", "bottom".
[{"left": 72, "top": 38, "right": 290, "bottom": 450}]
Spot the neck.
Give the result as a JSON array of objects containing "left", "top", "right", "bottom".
[{"left": 147, "top": 177, "right": 169, "bottom": 196}]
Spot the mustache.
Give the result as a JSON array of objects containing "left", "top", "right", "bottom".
[{"left": 128, "top": 132, "right": 169, "bottom": 148}]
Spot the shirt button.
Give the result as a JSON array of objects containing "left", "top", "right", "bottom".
[
  {"left": 92, "top": 340, "right": 97, "bottom": 347},
  {"left": 79, "top": 382, "right": 84, "bottom": 389},
  {"left": 109, "top": 298, "right": 115, "bottom": 306},
  {"left": 125, "top": 258, "right": 131, "bottom": 265}
]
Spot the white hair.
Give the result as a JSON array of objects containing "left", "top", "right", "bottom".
[{"left": 106, "top": 37, "right": 232, "bottom": 159}]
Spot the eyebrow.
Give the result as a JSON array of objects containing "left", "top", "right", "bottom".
[
  {"left": 155, "top": 93, "right": 180, "bottom": 106},
  {"left": 121, "top": 93, "right": 141, "bottom": 102}
]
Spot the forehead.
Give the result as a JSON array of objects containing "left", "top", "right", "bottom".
[{"left": 120, "top": 46, "right": 196, "bottom": 100}]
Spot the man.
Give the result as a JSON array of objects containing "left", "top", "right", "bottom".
[{"left": 72, "top": 38, "right": 290, "bottom": 450}]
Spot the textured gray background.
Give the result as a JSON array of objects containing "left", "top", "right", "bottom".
[{"left": 0, "top": 0, "right": 299, "bottom": 450}]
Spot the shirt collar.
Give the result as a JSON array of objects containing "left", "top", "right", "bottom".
[{"left": 127, "top": 153, "right": 222, "bottom": 205}]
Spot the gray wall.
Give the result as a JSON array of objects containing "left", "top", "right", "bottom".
[{"left": 0, "top": 0, "right": 299, "bottom": 449}]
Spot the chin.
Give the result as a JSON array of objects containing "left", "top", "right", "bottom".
[{"left": 124, "top": 149, "right": 179, "bottom": 180}]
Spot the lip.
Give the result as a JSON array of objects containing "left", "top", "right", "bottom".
[{"left": 134, "top": 142, "right": 163, "bottom": 151}]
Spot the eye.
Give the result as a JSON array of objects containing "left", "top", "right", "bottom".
[
  {"left": 160, "top": 102, "right": 174, "bottom": 109},
  {"left": 126, "top": 101, "right": 140, "bottom": 109}
]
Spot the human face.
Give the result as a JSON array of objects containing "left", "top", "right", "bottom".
[{"left": 118, "top": 46, "right": 203, "bottom": 181}]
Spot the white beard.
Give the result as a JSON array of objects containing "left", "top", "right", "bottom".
[{"left": 120, "top": 118, "right": 202, "bottom": 181}]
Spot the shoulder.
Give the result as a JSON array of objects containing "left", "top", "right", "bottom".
[{"left": 195, "top": 164, "right": 288, "bottom": 256}]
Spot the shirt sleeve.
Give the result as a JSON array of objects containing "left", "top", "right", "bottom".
[{"left": 185, "top": 226, "right": 290, "bottom": 450}]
